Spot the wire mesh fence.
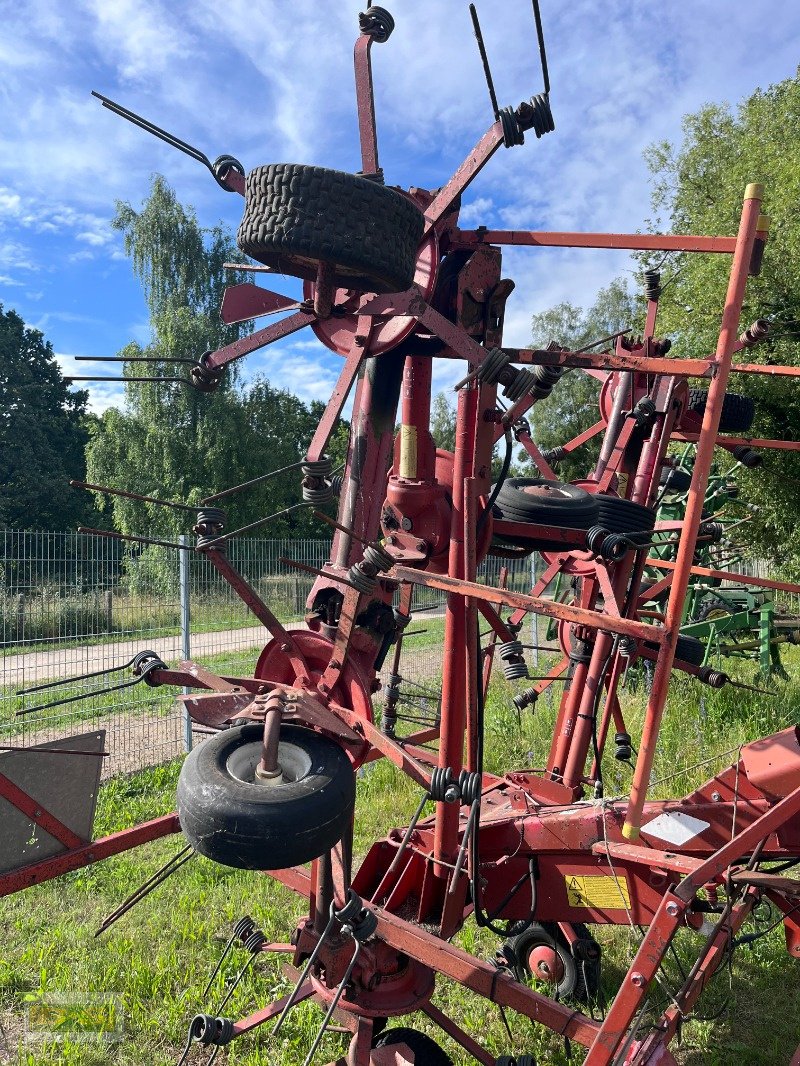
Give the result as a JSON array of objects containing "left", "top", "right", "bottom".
[{"left": 0, "top": 531, "right": 539, "bottom": 777}]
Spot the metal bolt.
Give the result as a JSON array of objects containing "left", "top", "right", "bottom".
[
  {"left": 666, "top": 902, "right": 680, "bottom": 917},
  {"left": 280, "top": 643, "right": 290, "bottom": 653},
  {"left": 34, "top": 809, "right": 42, "bottom": 817},
  {"left": 711, "top": 791, "right": 722, "bottom": 802},
  {"left": 630, "top": 972, "right": 646, "bottom": 988}
]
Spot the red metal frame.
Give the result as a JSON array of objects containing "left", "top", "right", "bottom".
[{"left": 9, "top": 13, "right": 800, "bottom": 1066}]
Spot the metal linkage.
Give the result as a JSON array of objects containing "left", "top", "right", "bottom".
[{"left": 15, "top": 650, "right": 166, "bottom": 716}]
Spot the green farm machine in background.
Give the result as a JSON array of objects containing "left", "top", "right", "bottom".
[{"left": 642, "top": 445, "right": 800, "bottom": 676}]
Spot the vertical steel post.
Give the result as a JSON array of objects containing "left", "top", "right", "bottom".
[
  {"left": 622, "top": 183, "right": 764, "bottom": 840},
  {"left": 179, "top": 534, "right": 192, "bottom": 753}
]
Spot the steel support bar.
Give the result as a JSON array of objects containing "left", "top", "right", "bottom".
[
  {"left": 204, "top": 309, "right": 316, "bottom": 372},
  {"left": 645, "top": 557, "right": 800, "bottom": 597},
  {"left": 673, "top": 432, "right": 800, "bottom": 451},
  {"left": 455, "top": 229, "right": 742, "bottom": 253},
  {"left": 623, "top": 183, "right": 764, "bottom": 841},
  {"left": 393, "top": 566, "right": 664, "bottom": 643},
  {"left": 508, "top": 347, "right": 716, "bottom": 377},
  {"left": 353, "top": 34, "right": 379, "bottom": 175},
  {"left": 0, "top": 814, "right": 181, "bottom": 897},
  {"left": 423, "top": 122, "right": 504, "bottom": 232}
]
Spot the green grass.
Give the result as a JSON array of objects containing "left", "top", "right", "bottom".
[{"left": 0, "top": 643, "right": 798, "bottom": 1063}]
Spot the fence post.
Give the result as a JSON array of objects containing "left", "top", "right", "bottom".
[
  {"left": 104, "top": 589, "right": 113, "bottom": 632},
  {"left": 179, "top": 535, "right": 192, "bottom": 753}
]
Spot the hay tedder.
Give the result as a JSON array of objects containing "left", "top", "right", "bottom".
[{"left": 4, "top": 5, "right": 800, "bottom": 1064}]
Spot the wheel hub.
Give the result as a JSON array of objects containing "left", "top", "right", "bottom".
[{"left": 527, "top": 944, "right": 564, "bottom": 984}]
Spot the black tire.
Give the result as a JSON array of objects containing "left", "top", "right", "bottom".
[
  {"left": 177, "top": 723, "right": 355, "bottom": 870},
  {"left": 591, "top": 496, "right": 656, "bottom": 542},
  {"left": 505, "top": 922, "right": 600, "bottom": 1002},
  {"left": 493, "top": 479, "right": 599, "bottom": 529},
  {"left": 659, "top": 467, "right": 692, "bottom": 493},
  {"left": 686, "top": 388, "right": 755, "bottom": 433},
  {"left": 644, "top": 634, "right": 705, "bottom": 666},
  {"left": 372, "top": 1027, "right": 453, "bottom": 1065},
  {"left": 675, "top": 634, "right": 705, "bottom": 665},
  {"left": 237, "top": 164, "right": 424, "bottom": 293}
]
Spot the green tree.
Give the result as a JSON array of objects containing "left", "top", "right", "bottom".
[
  {"left": 87, "top": 176, "right": 337, "bottom": 540},
  {"left": 0, "top": 305, "right": 99, "bottom": 529},
  {"left": 430, "top": 392, "right": 456, "bottom": 452},
  {"left": 526, "top": 279, "right": 642, "bottom": 482},
  {"left": 645, "top": 69, "right": 800, "bottom": 568}
]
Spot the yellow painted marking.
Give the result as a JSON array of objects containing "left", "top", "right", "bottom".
[{"left": 399, "top": 425, "right": 418, "bottom": 479}]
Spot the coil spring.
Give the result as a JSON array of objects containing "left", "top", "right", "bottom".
[
  {"left": 739, "top": 319, "right": 769, "bottom": 346},
  {"left": 518, "top": 92, "right": 555, "bottom": 138},
  {"left": 429, "top": 766, "right": 459, "bottom": 803},
  {"left": 242, "top": 928, "right": 267, "bottom": 953},
  {"left": 346, "top": 565, "right": 378, "bottom": 595},
  {"left": 232, "top": 915, "right": 256, "bottom": 941},
  {"left": 190, "top": 352, "right": 225, "bottom": 393},
  {"left": 499, "top": 639, "right": 524, "bottom": 661},
  {"left": 613, "top": 732, "right": 632, "bottom": 761},
  {"left": 643, "top": 269, "right": 662, "bottom": 302},
  {"left": 531, "top": 363, "right": 564, "bottom": 399},
  {"left": 585, "top": 524, "right": 611, "bottom": 555},
  {"left": 194, "top": 506, "right": 227, "bottom": 548},
  {"left": 497, "top": 1056, "right": 537, "bottom": 1066},
  {"left": 731, "top": 445, "right": 762, "bottom": 468},
  {"left": 188, "top": 1014, "right": 234, "bottom": 1046},
  {"left": 303, "top": 481, "right": 334, "bottom": 504},
  {"left": 512, "top": 417, "right": 532, "bottom": 441},
  {"left": 500, "top": 106, "right": 525, "bottom": 148},
  {"left": 541, "top": 445, "right": 567, "bottom": 465},
  {"left": 358, "top": 5, "right": 395, "bottom": 42},
  {"left": 362, "top": 543, "right": 394, "bottom": 573},
  {"left": 698, "top": 666, "right": 727, "bottom": 689},
  {"left": 330, "top": 473, "right": 344, "bottom": 496},
  {"left": 633, "top": 396, "right": 657, "bottom": 427},
  {"left": 618, "top": 636, "right": 638, "bottom": 659},
  {"left": 211, "top": 154, "right": 245, "bottom": 192},
  {"left": 699, "top": 521, "right": 724, "bottom": 544},
  {"left": 476, "top": 347, "right": 510, "bottom": 385},
  {"left": 335, "top": 888, "right": 365, "bottom": 925},
  {"left": 602, "top": 533, "right": 632, "bottom": 560},
  {"left": 132, "top": 650, "right": 167, "bottom": 686},
  {"left": 458, "top": 769, "right": 482, "bottom": 806},
  {"left": 513, "top": 687, "right": 538, "bottom": 713},
  {"left": 502, "top": 659, "right": 529, "bottom": 681},
  {"left": 302, "top": 455, "right": 333, "bottom": 478},
  {"left": 502, "top": 367, "right": 537, "bottom": 402}
]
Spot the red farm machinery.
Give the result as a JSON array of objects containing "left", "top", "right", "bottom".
[{"left": 3, "top": 5, "right": 800, "bottom": 1064}]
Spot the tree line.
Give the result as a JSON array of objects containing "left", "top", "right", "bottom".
[{"left": 2, "top": 71, "right": 799, "bottom": 565}]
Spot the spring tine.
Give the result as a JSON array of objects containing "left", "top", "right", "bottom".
[
  {"left": 279, "top": 556, "right": 363, "bottom": 592},
  {"left": 201, "top": 502, "right": 311, "bottom": 545},
  {"left": 202, "top": 460, "right": 307, "bottom": 503},
  {"left": 78, "top": 527, "right": 192, "bottom": 551},
  {"left": 65, "top": 375, "right": 191, "bottom": 384},
  {"left": 74, "top": 355, "right": 197, "bottom": 364},
  {"left": 94, "top": 846, "right": 194, "bottom": 935},
  {"left": 70, "top": 480, "right": 196, "bottom": 512},
  {"left": 0, "top": 743, "right": 110, "bottom": 756},
  {"left": 448, "top": 801, "right": 479, "bottom": 894},
  {"left": 301, "top": 942, "right": 363, "bottom": 1066},
  {"left": 16, "top": 674, "right": 146, "bottom": 716},
  {"left": 531, "top": 0, "right": 550, "bottom": 94},
  {"left": 17, "top": 654, "right": 138, "bottom": 694},
  {"left": 382, "top": 791, "right": 430, "bottom": 882},
  {"left": 91, "top": 91, "right": 212, "bottom": 169},
  {"left": 312, "top": 510, "right": 376, "bottom": 549},
  {"left": 468, "top": 4, "right": 500, "bottom": 119},
  {"left": 273, "top": 905, "right": 338, "bottom": 1035}
]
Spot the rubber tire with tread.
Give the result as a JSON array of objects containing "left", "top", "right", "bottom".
[
  {"left": 237, "top": 163, "right": 424, "bottom": 293},
  {"left": 686, "top": 388, "right": 755, "bottom": 433},
  {"left": 177, "top": 722, "right": 355, "bottom": 870},
  {"left": 644, "top": 634, "right": 705, "bottom": 666},
  {"left": 591, "top": 495, "right": 656, "bottom": 540},
  {"left": 372, "top": 1027, "right": 453, "bottom": 1065},
  {"left": 659, "top": 467, "right": 692, "bottom": 494},
  {"left": 505, "top": 921, "right": 600, "bottom": 1002},
  {"left": 493, "top": 479, "right": 599, "bottom": 529}
]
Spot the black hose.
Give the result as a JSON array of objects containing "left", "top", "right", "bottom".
[{"left": 477, "top": 426, "right": 513, "bottom": 533}]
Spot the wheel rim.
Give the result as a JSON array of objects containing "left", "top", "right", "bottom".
[
  {"left": 226, "top": 739, "right": 312, "bottom": 785},
  {"left": 527, "top": 943, "right": 565, "bottom": 984}
]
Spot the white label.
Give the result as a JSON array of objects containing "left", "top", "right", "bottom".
[{"left": 641, "top": 811, "right": 710, "bottom": 847}]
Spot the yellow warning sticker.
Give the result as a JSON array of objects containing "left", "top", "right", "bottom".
[{"left": 566, "top": 874, "right": 631, "bottom": 910}]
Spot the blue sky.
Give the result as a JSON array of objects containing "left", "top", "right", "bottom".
[{"left": 1, "top": 0, "right": 798, "bottom": 415}]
